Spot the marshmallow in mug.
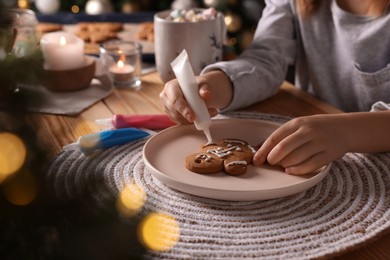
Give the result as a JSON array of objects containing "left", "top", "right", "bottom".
[
  {"left": 154, "top": 7, "right": 226, "bottom": 82},
  {"left": 167, "top": 8, "right": 218, "bottom": 22}
]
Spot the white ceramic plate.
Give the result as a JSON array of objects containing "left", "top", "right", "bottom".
[{"left": 143, "top": 119, "right": 330, "bottom": 201}]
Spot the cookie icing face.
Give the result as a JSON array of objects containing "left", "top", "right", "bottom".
[
  {"left": 185, "top": 152, "right": 223, "bottom": 174},
  {"left": 207, "top": 146, "right": 237, "bottom": 158},
  {"left": 185, "top": 139, "right": 256, "bottom": 175}
]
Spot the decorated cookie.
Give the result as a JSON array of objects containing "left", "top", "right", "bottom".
[
  {"left": 136, "top": 21, "right": 154, "bottom": 42},
  {"left": 185, "top": 139, "right": 257, "bottom": 175},
  {"left": 75, "top": 22, "right": 121, "bottom": 43}
]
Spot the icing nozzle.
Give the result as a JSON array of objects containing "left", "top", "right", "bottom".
[
  {"left": 95, "top": 118, "right": 114, "bottom": 128},
  {"left": 63, "top": 142, "right": 80, "bottom": 152}
]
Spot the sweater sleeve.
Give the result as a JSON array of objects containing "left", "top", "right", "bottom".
[{"left": 202, "top": 0, "right": 297, "bottom": 112}]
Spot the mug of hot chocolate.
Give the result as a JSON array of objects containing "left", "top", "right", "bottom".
[{"left": 154, "top": 8, "right": 226, "bottom": 83}]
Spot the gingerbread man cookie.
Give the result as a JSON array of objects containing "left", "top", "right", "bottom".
[{"left": 185, "top": 139, "right": 257, "bottom": 175}]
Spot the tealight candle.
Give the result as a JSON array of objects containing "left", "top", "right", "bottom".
[
  {"left": 109, "top": 56, "right": 135, "bottom": 85},
  {"left": 40, "top": 32, "right": 85, "bottom": 70},
  {"left": 100, "top": 40, "right": 142, "bottom": 88}
]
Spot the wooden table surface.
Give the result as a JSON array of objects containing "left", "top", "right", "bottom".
[{"left": 12, "top": 72, "right": 390, "bottom": 259}]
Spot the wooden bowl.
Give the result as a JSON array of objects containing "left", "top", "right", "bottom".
[{"left": 41, "top": 56, "right": 96, "bottom": 92}]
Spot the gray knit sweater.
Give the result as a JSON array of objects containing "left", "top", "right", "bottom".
[{"left": 202, "top": 0, "right": 390, "bottom": 112}]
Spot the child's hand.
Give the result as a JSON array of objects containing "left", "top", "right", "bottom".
[
  {"left": 253, "top": 114, "right": 349, "bottom": 175},
  {"left": 159, "top": 78, "right": 195, "bottom": 124},
  {"left": 159, "top": 70, "right": 233, "bottom": 124}
]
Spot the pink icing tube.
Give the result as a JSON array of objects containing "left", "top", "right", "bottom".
[{"left": 95, "top": 114, "right": 176, "bottom": 130}]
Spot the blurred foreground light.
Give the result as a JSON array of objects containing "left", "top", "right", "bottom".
[
  {"left": 3, "top": 170, "right": 37, "bottom": 206},
  {"left": 117, "top": 183, "right": 146, "bottom": 217},
  {"left": 138, "top": 212, "right": 180, "bottom": 252},
  {"left": 0, "top": 132, "right": 27, "bottom": 183}
]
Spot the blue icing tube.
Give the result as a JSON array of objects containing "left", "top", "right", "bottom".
[{"left": 63, "top": 127, "right": 150, "bottom": 154}]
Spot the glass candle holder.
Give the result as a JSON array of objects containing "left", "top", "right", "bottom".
[
  {"left": 10, "top": 8, "right": 39, "bottom": 57},
  {"left": 100, "top": 40, "right": 142, "bottom": 88}
]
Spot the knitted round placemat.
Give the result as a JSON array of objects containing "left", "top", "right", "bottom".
[{"left": 47, "top": 112, "right": 390, "bottom": 259}]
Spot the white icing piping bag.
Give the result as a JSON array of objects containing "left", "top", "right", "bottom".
[{"left": 171, "top": 49, "right": 213, "bottom": 144}]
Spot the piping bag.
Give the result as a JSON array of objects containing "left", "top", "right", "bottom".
[
  {"left": 63, "top": 127, "right": 151, "bottom": 154},
  {"left": 95, "top": 114, "right": 176, "bottom": 130},
  {"left": 171, "top": 49, "right": 213, "bottom": 144}
]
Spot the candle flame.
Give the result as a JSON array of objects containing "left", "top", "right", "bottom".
[
  {"left": 117, "top": 54, "right": 127, "bottom": 68},
  {"left": 59, "top": 36, "right": 67, "bottom": 46}
]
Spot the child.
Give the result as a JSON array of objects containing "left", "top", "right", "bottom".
[{"left": 159, "top": 0, "right": 390, "bottom": 175}]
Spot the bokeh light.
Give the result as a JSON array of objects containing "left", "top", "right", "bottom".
[
  {"left": 3, "top": 170, "right": 37, "bottom": 206},
  {"left": 204, "top": 0, "right": 218, "bottom": 7},
  {"left": 138, "top": 212, "right": 180, "bottom": 252},
  {"left": 122, "top": 2, "right": 137, "bottom": 13},
  {"left": 117, "top": 183, "right": 146, "bottom": 217},
  {"left": 0, "top": 132, "right": 27, "bottom": 183},
  {"left": 225, "top": 13, "right": 242, "bottom": 33},
  {"left": 228, "top": 37, "right": 237, "bottom": 47},
  {"left": 71, "top": 5, "right": 80, "bottom": 14},
  {"left": 203, "top": 0, "right": 228, "bottom": 9},
  {"left": 17, "top": 0, "right": 28, "bottom": 9}
]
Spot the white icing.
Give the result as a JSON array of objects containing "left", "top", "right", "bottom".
[
  {"left": 247, "top": 145, "right": 256, "bottom": 153},
  {"left": 207, "top": 146, "right": 237, "bottom": 158},
  {"left": 195, "top": 153, "right": 212, "bottom": 162},
  {"left": 224, "top": 139, "right": 246, "bottom": 145},
  {"left": 226, "top": 161, "right": 247, "bottom": 167},
  {"left": 202, "top": 142, "right": 216, "bottom": 148}
]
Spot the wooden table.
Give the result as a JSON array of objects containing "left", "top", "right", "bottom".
[
  {"left": 5, "top": 71, "right": 390, "bottom": 259},
  {"left": 26, "top": 72, "right": 342, "bottom": 157}
]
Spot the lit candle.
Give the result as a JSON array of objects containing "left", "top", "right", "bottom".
[
  {"left": 109, "top": 55, "right": 135, "bottom": 85},
  {"left": 40, "top": 32, "right": 85, "bottom": 70}
]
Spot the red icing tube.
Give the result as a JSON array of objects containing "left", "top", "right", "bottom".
[{"left": 95, "top": 114, "right": 176, "bottom": 130}]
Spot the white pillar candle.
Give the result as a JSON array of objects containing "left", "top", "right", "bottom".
[
  {"left": 40, "top": 32, "right": 85, "bottom": 70},
  {"left": 109, "top": 58, "right": 135, "bottom": 84}
]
